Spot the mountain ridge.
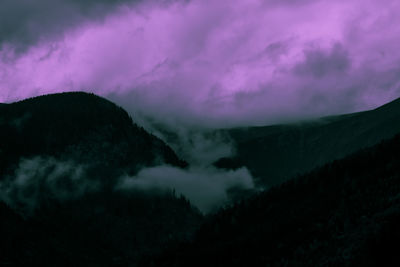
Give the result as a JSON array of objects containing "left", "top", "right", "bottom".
[
  {"left": 219, "top": 97, "right": 400, "bottom": 186},
  {"left": 0, "top": 92, "right": 187, "bottom": 181},
  {"left": 144, "top": 133, "right": 400, "bottom": 267},
  {"left": 0, "top": 92, "right": 203, "bottom": 265},
  {"left": 1, "top": 92, "right": 400, "bottom": 266}
]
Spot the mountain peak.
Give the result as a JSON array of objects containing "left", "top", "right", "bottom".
[{"left": 0, "top": 92, "right": 186, "bottom": 179}]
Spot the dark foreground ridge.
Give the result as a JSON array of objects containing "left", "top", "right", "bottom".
[
  {"left": 145, "top": 134, "right": 400, "bottom": 267},
  {"left": 0, "top": 191, "right": 202, "bottom": 266},
  {"left": 219, "top": 97, "right": 400, "bottom": 186}
]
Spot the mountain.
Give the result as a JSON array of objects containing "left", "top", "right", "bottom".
[
  {"left": 0, "top": 92, "right": 202, "bottom": 266},
  {"left": 218, "top": 97, "right": 400, "bottom": 186},
  {"left": 144, "top": 133, "right": 400, "bottom": 267},
  {"left": 2, "top": 92, "right": 400, "bottom": 266},
  {"left": 0, "top": 92, "right": 186, "bottom": 180}
]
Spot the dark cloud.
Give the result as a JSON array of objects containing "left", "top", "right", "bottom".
[
  {"left": 0, "top": 0, "right": 144, "bottom": 51},
  {"left": 294, "top": 43, "right": 351, "bottom": 78}
]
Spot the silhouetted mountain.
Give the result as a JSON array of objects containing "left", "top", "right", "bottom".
[
  {"left": 144, "top": 134, "right": 400, "bottom": 267},
  {"left": 0, "top": 92, "right": 202, "bottom": 266},
  {"left": 0, "top": 92, "right": 186, "bottom": 181},
  {"left": 218, "top": 97, "right": 400, "bottom": 186},
  {"left": 2, "top": 92, "right": 400, "bottom": 266}
]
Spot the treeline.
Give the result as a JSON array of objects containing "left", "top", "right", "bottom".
[
  {"left": 0, "top": 190, "right": 202, "bottom": 266},
  {"left": 142, "top": 134, "right": 400, "bottom": 267}
]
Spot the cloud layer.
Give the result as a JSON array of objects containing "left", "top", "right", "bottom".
[
  {"left": 0, "top": 157, "right": 255, "bottom": 215},
  {"left": 116, "top": 165, "right": 255, "bottom": 213},
  {"left": 1, "top": 0, "right": 400, "bottom": 128}
]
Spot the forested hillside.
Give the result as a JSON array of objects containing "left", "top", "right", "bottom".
[
  {"left": 219, "top": 98, "right": 400, "bottom": 186},
  {"left": 0, "top": 191, "right": 202, "bottom": 266},
  {"left": 0, "top": 92, "right": 201, "bottom": 266},
  {"left": 2, "top": 93, "right": 400, "bottom": 266},
  {"left": 0, "top": 92, "right": 186, "bottom": 181},
  {"left": 146, "top": 134, "right": 400, "bottom": 267}
]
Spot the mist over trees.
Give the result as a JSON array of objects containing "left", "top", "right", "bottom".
[
  {"left": 1, "top": 92, "right": 400, "bottom": 266},
  {"left": 142, "top": 134, "right": 400, "bottom": 267}
]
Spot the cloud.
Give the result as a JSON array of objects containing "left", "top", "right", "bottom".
[
  {"left": 172, "top": 131, "right": 234, "bottom": 166},
  {"left": 134, "top": 121, "right": 235, "bottom": 166},
  {"left": 0, "top": 0, "right": 146, "bottom": 52},
  {"left": 116, "top": 165, "right": 255, "bottom": 213},
  {"left": 293, "top": 43, "right": 351, "bottom": 78},
  {"left": 1, "top": 0, "right": 400, "bottom": 128},
  {"left": 0, "top": 157, "right": 98, "bottom": 216},
  {"left": 0, "top": 156, "right": 257, "bottom": 215}
]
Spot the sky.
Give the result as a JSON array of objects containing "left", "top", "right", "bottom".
[{"left": 1, "top": 0, "right": 400, "bottom": 128}]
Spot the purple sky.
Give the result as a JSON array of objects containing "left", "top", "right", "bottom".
[{"left": 1, "top": 0, "right": 400, "bottom": 128}]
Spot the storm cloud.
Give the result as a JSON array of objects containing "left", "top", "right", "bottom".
[
  {"left": 0, "top": 0, "right": 146, "bottom": 52},
  {"left": 1, "top": 0, "right": 400, "bottom": 129}
]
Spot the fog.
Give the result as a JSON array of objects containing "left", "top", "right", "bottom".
[{"left": 116, "top": 165, "right": 255, "bottom": 213}]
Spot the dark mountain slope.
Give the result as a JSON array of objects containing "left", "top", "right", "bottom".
[
  {"left": 221, "top": 97, "right": 400, "bottom": 186},
  {"left": 145, "top": 134, "right": 400, "bottom": 267},
  {"left": 0, "top": 192, "right": 202, "bottom": 266},
  {"left": 0, "top": 93, "right": 202, "bottom": 266},
  {"left": 0, "top": 92, "right": 186, "bottom": 180}
]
